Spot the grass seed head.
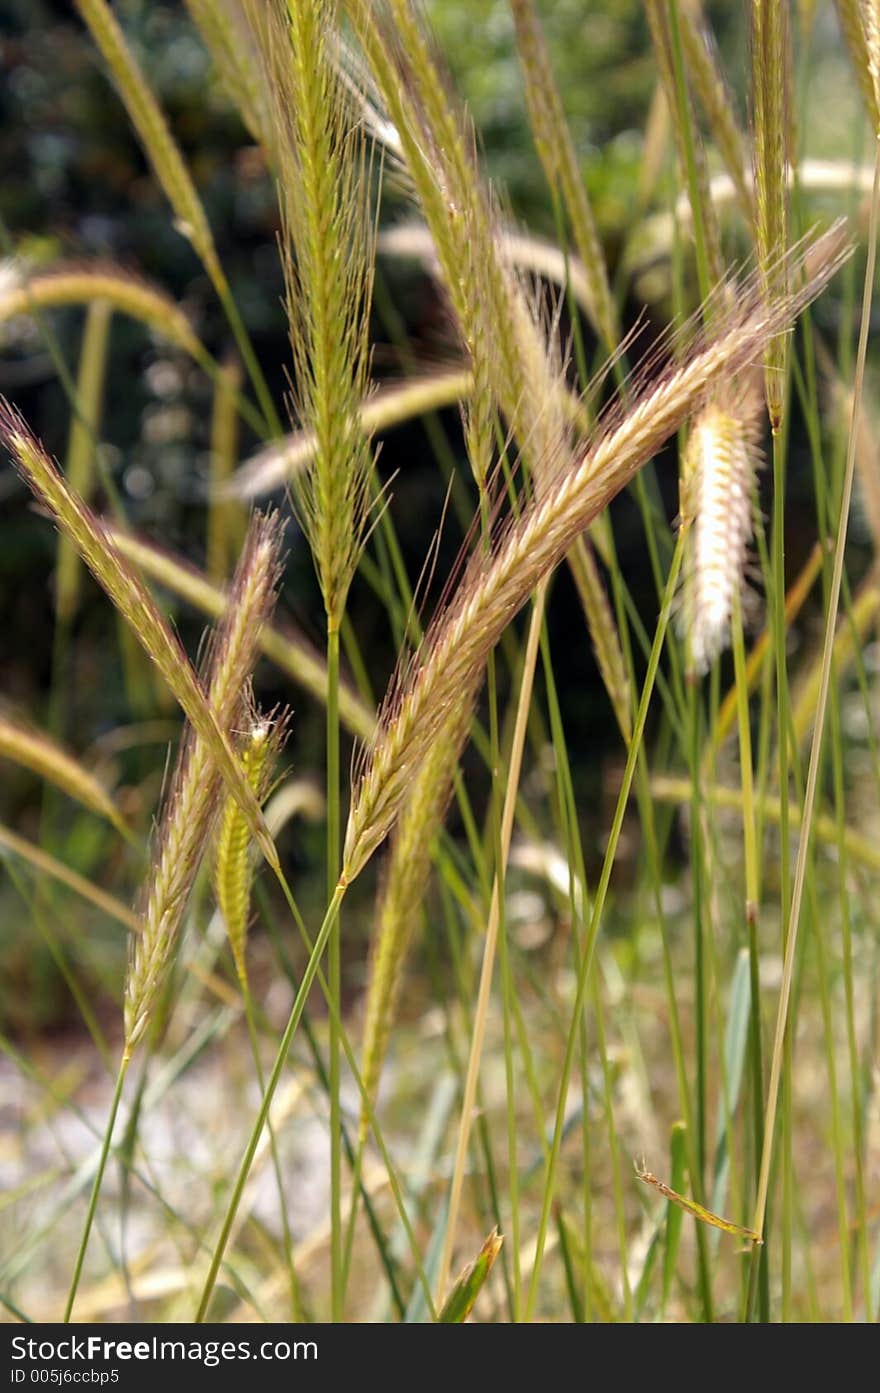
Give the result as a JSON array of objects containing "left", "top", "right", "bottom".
[
  {"left": 125, "top": 514, "right": 286, "bottom": 1053},
  {"left": 680, "top": 389, "right": 762, "bottom": 675}
]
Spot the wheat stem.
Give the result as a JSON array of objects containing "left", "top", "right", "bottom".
[
  {"left": 526, "top": 529, "right": 686, "bottom": 1316},
  {"left": 751, "top": 130, "right": 880, "bottom": 1249},
  {"left": 436, "top": 579, "right": 548, "bottom": 1309},
  {"left": 63, "top": 1058, "right": 129, "bottom": 1322},
  {"left": 195, "top": 882, "right": 346, "bottom": 1321}
]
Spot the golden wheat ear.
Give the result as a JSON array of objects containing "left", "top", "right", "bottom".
[
  {"left": 342, "top": 225, "right": 851, "bottom": 884},
  {"left": 214, "top": 703, "right": 291, "bottom": 988},
  {"left": 678, "top": 387, "right": 763, "bottom": 676},
  {"left": 0, "top": 403, "right": 277, "bottom": 869},
  {"left": 245, "top": 0, "right": 376, "bottom": 633},
  {"left": 124, "top": 513, "right": 286, "bottom": 1055}
]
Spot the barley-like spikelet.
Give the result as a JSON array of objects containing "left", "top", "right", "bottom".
[
  {"left": 105, "top": 526, "right": 375, "bottom": 741},
  {"left": 678, "top": 1, "right": 752, "bottom": 216},
  {"left": 230, "top": 369, "right": 472, "bottom": 499},
  {"left": 347, "top": 0, "right": 569, "bottom": 476},
  {"left": 0, "top": 264, "right": 203, "bottom": 360},
  {"left": 125, "top": 513, "right": 285, "bottom": 1053},
  {"left": 74, "top": 0, "right": 223, "bottom": 287},
  {"left": 206, "top": 358, "right": 245, "bottom": 583},
  {"left": 183, "top": 0, "right": 272, "bottom": 153},
  {"left": 247, "top": 0, "right": 375, "bottom": 631},
  {"left": 342, "top": 229, "right": 848, "bottom": 881},
  {"left": 214, "top": 706, "right": 288, "bottom": 986},
  {"left": 359, "top": 693, "right": 473, "bottom": 1142},
  {"left": 752, "top": 0, "right": 792, "bottom": 428},
  {"left": 0, "top": 713, "right": 126, "bottom": 835},
  {"left": 644, "top": 0, "right": 725, "bottom": 289},
  {"left": 1, "top": 406, "right": 277, "bottom": 867},
  {"left": 509, "top": 0, "right": 618, "bottom": 352},
  {"left": 679, "top": 390, "right": 761, "bottom": 675},
  {"left": 55, "top": 299, "right": 112, "bottom": 623}
]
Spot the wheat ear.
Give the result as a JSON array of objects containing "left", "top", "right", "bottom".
[
  {"left": 125, "top": 514, "right": 285, "bottom": 1053},
  {"left": 74, "top": 0, "right": 222, "bottom": 287},
  {"left": 837, "top": 1, "right": 880, "bottom": 130},
  {"left": 678, "top": 1, "right": 752, "bottom": 216},
  {"left": 679, "top": 387, "right": 762, "bottom": 675},
  {"left": 248, "top": 0, "right": 375, "bottom": 632},
  {"left": 645, "top": 0, "right": 725, "bottom": 291},
  {"left": 214, "top": 706, "right": 288, "bottom": 987},
  {"left": 347, "top": 0, "right": 569, "bottom": 474},
  {"left": 1, "top": 406, "right": 277, "bottom": 868},
  {"left": 343, "top": 230, "right": 849, "bottom": 882},
  {"left": 104, "top": 526, "right": 374, "bottom": 741}
]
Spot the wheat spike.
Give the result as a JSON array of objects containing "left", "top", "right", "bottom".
[
  {"left": 75, "top": 0, "right": 223, "bottom": 286},
  {"left": 342, "top": 230, "right": 849, "bottom": 882},
  {"left": 125, "top": 514, "right": 285, "bottom": 1053},
  {"left": 1, "top": 406, "right": 277, "bottom": 868},
  {"left": 679, "top": 389, "right": 762, "bottom": 675},
  {"left": 509, "top": 0, "right": 618, "bottom": 352},
  {"left": 214, "top": 707, "right": 288, "bottom": 987}
]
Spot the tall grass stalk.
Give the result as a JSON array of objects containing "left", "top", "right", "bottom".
[
  {"left": 752, "top": 130, "right": 880, "bottom": 1261},
  {"left": 74, "top": 0, "right": 281, "bottom": 436},
  {"left": 436, "top": 581, "right": 548, "bottom": 1309},
  {"left": 526, "top": 528, "right": 686, "bottom": 1317}
]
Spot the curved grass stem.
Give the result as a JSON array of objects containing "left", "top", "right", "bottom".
[
  {"left": 526, "top": 530, "right": 685, "bottom": 1317},
  {"left": 63, "top": 1057, "right": 129, "bottom": 1322},
  {"left": 194, "top": 881, "right": 345, "bottom": 1322},
  {"left": 751, "top": 131, "right": 880, "bottom": 1253},
  {"left": 435, "top": 580, "right": 548, "bottom": 1309}
]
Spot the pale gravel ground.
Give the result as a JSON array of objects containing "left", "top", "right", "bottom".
[{"left": 0, "top": 1023, "right": 359, "bottom": 1321}]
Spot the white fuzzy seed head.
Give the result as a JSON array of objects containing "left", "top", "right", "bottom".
[{"left": 680, "top": 398, "right": 759, "bottom": 676}]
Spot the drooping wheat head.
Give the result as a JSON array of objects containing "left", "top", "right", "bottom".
[
  {"left": 214, "top": 703, "right": 289, "bottom": 988},
  {"left": 125, "top": 513, "right": 285, "bottom": 1053},
  {"left": 342, "top": 229, "right": 848, "bottom": 883},
  {"left": 0, "top": 406, "right": 276, "bottom": 867}
]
